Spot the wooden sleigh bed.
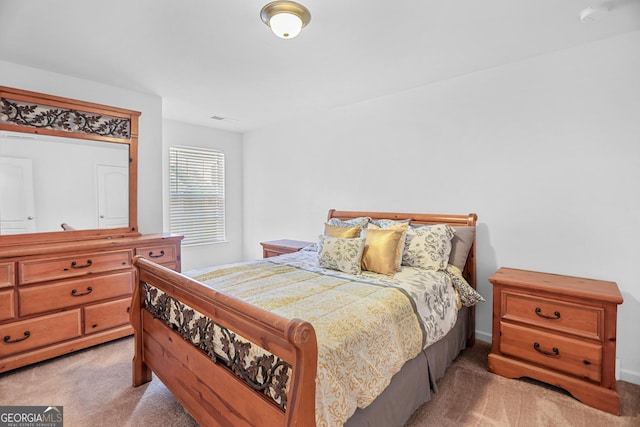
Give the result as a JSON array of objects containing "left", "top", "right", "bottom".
[{"left": 131, "top": 210, "right": 479, "bottom": 427}]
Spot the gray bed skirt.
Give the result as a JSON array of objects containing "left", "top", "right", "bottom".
[{"left": 344, "top": 307, "right": 471, "bottom": 427}]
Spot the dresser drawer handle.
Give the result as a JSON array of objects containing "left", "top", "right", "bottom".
[
  {"left": 3, "top": 331, "right": 30, "bottom": 344},
  {"left": 535, "top": 307, "right": 560, "bottom": 320},
  {"left": 71, "top": 286, "right": 93, "bottom": 297},
  {"left": 148, "top": 250, "right": 165, "bottom": 259},
  {"left": 533, "top": 342, "right": 559, "bottom": 357},
  {"left": 71, "top": 259, "right": 93, "bottom": 269}
]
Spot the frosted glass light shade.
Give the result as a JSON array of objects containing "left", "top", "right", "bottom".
[
  {"left": 260, "top": 1, "right": 311, "bottom": 40},
  {"left": 270, "top": 13, "right": 303, "bottom": 39}
]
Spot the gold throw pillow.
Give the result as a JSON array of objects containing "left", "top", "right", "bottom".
[
  {"left": 367, "top": 222, "right": 409, "bottom": 271},
  {"left": 361, "top": 228, "right": 404, "bottom": 276},
  {"left": 323, "top": 223, "right": 361, "bottom": 238}
]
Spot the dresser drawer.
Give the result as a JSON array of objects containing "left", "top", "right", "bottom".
[
  {"left": 0, "top": 263, "right": 14, "bottom": 289},
  {"left": 500, "top": 322, "right": 602, "bottom": 382},
  {"left": 18, "top": 250, "right": 132, "bottom": 285},
  {"left": 19, "top": 271, "right": 134, "bottom": 316},
  {"left": 0, "top": 289, "right": 15, "bottom": 321},
  {"left": 0, "top": 310, "right": 82, "bottom": 357},
  {"left": 502, "top": 291, "right": 602, "bottom": 340},
  {"left": 135, "top": 244, "right": 176, "bottom": 266},
  {"left": 84, "top": 297, "right": 131, "bottom": 334}
]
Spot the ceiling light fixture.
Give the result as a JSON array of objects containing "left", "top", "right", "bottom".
[{"left": 260, "top": 1, "right": 311, "bottom": 39}]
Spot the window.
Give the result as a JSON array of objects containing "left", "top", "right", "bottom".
[{"left": 169, "top": 146, "right": 225, "bottom": 245}]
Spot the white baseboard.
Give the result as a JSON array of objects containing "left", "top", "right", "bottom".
[
  {"left": 620, "top": 368, "right": 640, "bottom": 385},
  {"left": 475, "top": 330, "right": 491, "bottom": 344}
]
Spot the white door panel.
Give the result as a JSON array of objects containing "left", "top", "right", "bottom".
[
  {"left": 96, "top": 164, "right": 128, "bottom": 229},
  {"left": 0, "top": 156, "right": 36, "bottom": 234}
]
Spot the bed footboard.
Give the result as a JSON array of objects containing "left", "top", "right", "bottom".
[{"left": 131, "top": 256, "right": 318, "bottom": 427}]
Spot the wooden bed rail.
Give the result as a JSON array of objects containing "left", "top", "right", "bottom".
[{"left": 131, "top": 256, "right": 318, "bottom": 427}]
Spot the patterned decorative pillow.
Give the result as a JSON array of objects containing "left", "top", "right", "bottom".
[
  {"left": 317, "top": 235, "right": 366, "bottom": 275},
  {"left": 402, "top": 224, "right": 455, "bottom": 270},
  {"left": 323, "top": 223, "right": 362, "bottom": 238},
  {"left": 370, "top": 218, "right": 411, "bottom": 228},
  {"left": 361, "top": 228, "right": 404, "bottom": 276},
  {"left": 327, "top": 216, "right": 371, "bottom": 229},
  {"left": 367, "top": 220, "right": 409, "bottom": 271},
  {"left": 445, "top": 265, "right": 486, "bottom": 307}
]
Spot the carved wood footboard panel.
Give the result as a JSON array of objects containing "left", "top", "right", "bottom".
[{"left": 131, "top": 257, "right": 318, "bottom": 427}]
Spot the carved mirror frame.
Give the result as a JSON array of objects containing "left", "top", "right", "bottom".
[{"left": 0, "top": 85, "right": 141, "bottom": 248}]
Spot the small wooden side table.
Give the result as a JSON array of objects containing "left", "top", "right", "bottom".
[
  {"left": 260, "top": 239, "right": 313, "bottom": 258},
  {"left": 488, "top": 267, "right": 623, "bottom": 415}
]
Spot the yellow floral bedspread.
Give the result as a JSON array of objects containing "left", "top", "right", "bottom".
[{"left": 192, "top": 260, "right": 424, "bottom": 427}]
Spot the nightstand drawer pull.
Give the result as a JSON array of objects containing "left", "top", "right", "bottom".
[
  {"left": 4, "top": 331, "right": 30, "bottom": 344},
  {"left": 71, "top": 286, "right": 93, "bottom": 297},
  {"left": 535, "top": 307, "right": 560, "bottom": 320},
  {"left": 71, "top": 259, "right": 93, "bottom": 269},
  {"left": 533, "top": 342, "right": 559, "bottom": 357}
]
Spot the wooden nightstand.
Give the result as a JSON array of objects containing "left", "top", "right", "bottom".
[
  {"left": 260, "top": 239, "right": 313, "bottom": 258},
  {"left": 488, "top": 267, "right": 623, "bottom": 415}
]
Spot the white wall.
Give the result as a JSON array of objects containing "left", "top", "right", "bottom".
[
  {"left": 242, "top": 31, "right": 640, "bottom": 384},
  {"left": 162, "top": 120, "right": 243, "bottom": 272},
  {"left": 0, "top": 60, "right": 164, "bottom": 234}
]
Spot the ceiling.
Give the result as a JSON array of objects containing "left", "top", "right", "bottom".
[{"left": 1, "top": 0, "right": 639, "bottom": 133}]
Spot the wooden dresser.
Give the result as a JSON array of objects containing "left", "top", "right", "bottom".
[
  {"left": 260, "top": 239, "right": 313, "bottom": 258},
  {"left": 488, "top": 267, "right": 623, "bottom": 415},
  {"left": 0, "top": 233, "right": 182, "bottom": 373}
]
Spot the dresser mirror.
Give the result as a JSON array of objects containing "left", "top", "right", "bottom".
[{"left": 0, "top": 85, "right": 140, "bottom": 247}]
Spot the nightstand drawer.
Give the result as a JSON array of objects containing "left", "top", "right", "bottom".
[
  {"left": 500, "top": 322, "right": 602, "bottom": 382},
  {"left": 502, "top": 291, "right": 602, "bottom": 340}
]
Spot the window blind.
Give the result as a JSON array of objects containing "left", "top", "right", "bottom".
[{"left": 169, "top": 146, "right": 225, "bottom": 245}]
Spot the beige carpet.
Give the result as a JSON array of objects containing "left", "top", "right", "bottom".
[
  {"left": 406, "top": 342, "right": 639, "bottom": 427},
  {"left": 1, "top": 337, "right": 638, "bottom": 426}
]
